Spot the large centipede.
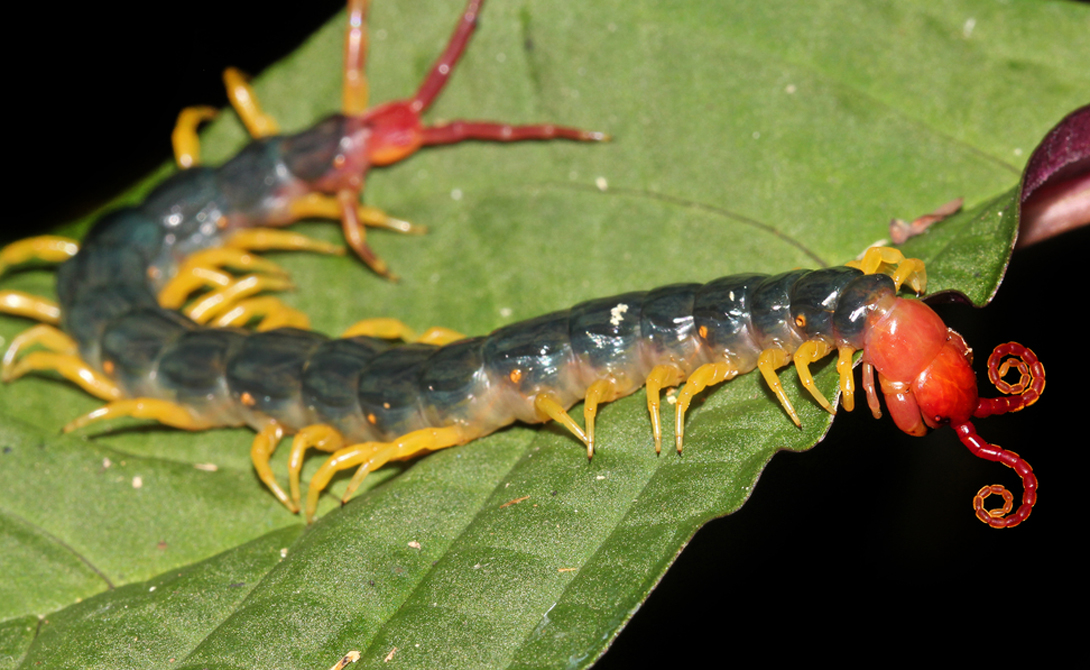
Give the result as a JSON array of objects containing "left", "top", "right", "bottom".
[{"left": 0, "top": 0, "right": 1044, "bottom": 531}]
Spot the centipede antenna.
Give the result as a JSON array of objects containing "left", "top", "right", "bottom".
[
  {"left": 411, "top": 0, "right": 482, "bottom": 114},
  {"left": 953, "top": 421, "right": 1037, "bottom": 528},
  {"left": 954, "top": 341, "right": 1044, "bottom": 528}
]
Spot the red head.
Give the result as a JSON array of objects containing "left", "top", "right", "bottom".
[{"left": 862, "top": 296, "right": 978, "bottom": 435}]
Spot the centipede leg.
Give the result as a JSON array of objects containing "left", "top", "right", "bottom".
[
  {"left": 847, "top": 246, "right": 927, "bottom": 294},
  {"left": 340, "top": 319, "right": 466, "bottom": 346},
  {"left": 288, "top": 193, "right": 425, "bottom": 236},
  {"left": 645, "top": 364, "right": 685, "bottom": 454},
  {"left": 250, "top": 421, "right": 296, "bottom": 512},
  {"left": 675, "top": 362, "right": 737, "bottom": 454},
  {"left": 793, "top": 340, "right": 835, "bottom": 414},
  {"left": 861, "top": 361, "right": 882, "bottom": 419},
  {"left": 184, "top": 274, "right": 295, "bottom": 324},
  {"left": 0, "top": 291, "right": 61, "bottom": 324},
  {"left": 757, "top": 347, "right": 801, "bottom": 427},
  {"left": 222, "top": 67, "right": 281, "bottom": 138},
  {"left": 304, "top": 425, "right": 467, "bottom": 523},
  {"left": 212, "top": 296, "right": 311, "bottom": 331},
  {"left": 0, "top": 236, "right": 79, "bottom": 324},
  {"left": 158, "top": 248, "right": 288, "bottom": 308},
  {"left": 63, "top": 398, "right": 211, "bottom": 433},
  {"left": 288, "top": 424, "right": 345, "bottom": 510},
  {"left": 2, "top": 324, "right": 77, "bottom": 371},
  {"left": 583, "top": 378, "right": 620, "bottom": 459},
  {"left": 0, "top": 236, "right": 79, "bottom": 275},
  {"left": 836, "top": 346, "right": 857, "bottom": 412},
  {"left": 339, "top": 187, "right": 393, "bottom": 279},
  {"left": 5, "top": 351, "right": 121, "bottom": 401},
  {"left": 534, "top": 392, "right": 589, "bottom": 452},
  {"left": 171, "top": 106, "right": 219, "bottom": 168},
  {"left": 3, "top": 327, "right": 119, "bottom": 401}
]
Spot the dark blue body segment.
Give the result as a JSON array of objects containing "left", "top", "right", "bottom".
[
  {"left": 225, "top": 328, "right": 329, "bottom": 420},
  {"left": 567, "top": 292, "right": 647, "bottom": 376},
  {"left": 788, "top": 266, "right": 863, "bottom": 341},
  {"left": 692, "top": 274, "right": 764, "bottom": 362},
  {"left": 639, "top": 283, "right": 701, "bottom": 368},
  {"left": 99, "top": 307, "right": 194, "bottom": 396},
  {"left": 482, "top": 311, "right": 576, "bottom": 395},
  {"left": 418, "top": 337, "right": 488, "bottom": 426},
  {"left": 748, "top": 270, "right": 811, "bottom": 349},
  {"left": 158, "top": 329, "right": 248, "bottom": 410},
  {"left": 357, "top": 344, "right": 438, "bottom": 439},
  {"left": 832, "top": 273, "right": 897, "bottom": 348}
]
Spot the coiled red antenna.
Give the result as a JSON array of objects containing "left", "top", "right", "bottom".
[{"left": 952, "top": 343, "right": 1044, "bottom": 528}]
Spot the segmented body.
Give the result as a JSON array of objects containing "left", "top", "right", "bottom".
[
  {"left": 59, "top": 115, "right": 389, "bottom": 370},
  {"left": 64, "top": 256, "right": 880, "bottom": 443}
]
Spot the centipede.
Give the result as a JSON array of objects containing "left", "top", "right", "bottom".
[{"left": 0, "top": 0, "right": 1044, "bottom": 531}]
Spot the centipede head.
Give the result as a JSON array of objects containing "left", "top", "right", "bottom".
[{"left": 863, "top": 297, "right": 1044, "bottom": 528}]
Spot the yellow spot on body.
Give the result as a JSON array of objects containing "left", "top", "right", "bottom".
[
  {"left": 795, "top": 315, "right": 807, "bottom": 328},
  {"left": 367, "top": 413, "right": 377, "bottom": 424},
  {"left": 103, "top": 360, "right": 115, "bottom": 375},
  {"left": 240, "top": 392, "right": 256, "bottom": 407},
  {"left": 698, "top": 325, "right": 708, "bottom": 339},
  {"left": 510, "top": 369, "right": 522, "bottom": 383}
]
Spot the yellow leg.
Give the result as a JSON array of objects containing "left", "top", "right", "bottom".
[
  {"left": 533, "top": 392, "right": 589, "bottom": 450},
  {"left": 757, "top": 347, "right": 801, "bottom": 427},
  {"left": 223, "top": 67, "right": 280, "bottom": 138},
  {"left": 158, "top": 248, "right": 289, "bottom": 309},
  {"left": 645, "top": 363, "right": 685, "bottom": 454},
  {"left": 288, "top": 424, "right": 345, "bottom": 510},
  {"left": 583, "top": 378, "right": 619, "bottom": 459},
  {"left": 846, "top": 246, "right": 927, "bottom": 294},
  {"left": 157, "top": 267, "right": 234, "bottom": 309},
  {"left": 4, "top": 351, "right": 121, "bottom": 401},
  {"left": 172, "top": 106, "right": 219, "bottom": 168},
  {"left": 63, "top": 398, "right": 210, "bottom": 433},
  {"left": 305, "top": 425, "right": 467, "bottom": 523},
  {"left": 415, "top": 327, "right": 466, "bottom": 346},
  {"left": 836, "top": 346, "right": 857, "bottom": 412},
  {"left": 0, "top": 291, "right": 61, "bottom": 324},
  {"left": 793, "top": 340, "right": 835, "bottom": 414},
  {"left": 2, "top": 324, "right": 77, "bottom": 372},
  {"left": 674, "top": 362, "right": 738, "bottom": 453},
  {"left": 250, "top": 421, "right": 297, "bottom": 513},
  {"left": 185, "top": 274, "right": 295, "bottom": 324},
  {"left": 212, "top": 296, "right": 311, "bottom": 330},
  {"left": 0, "top": 235, "right": 79, "bottom": 275},
  {"left": 341, "top": 317, "right": 420, "bottom": 341},
  {"left": 225, "top": 228, "right": 345, "bottom": 256},
  {"left": 289, "top": 193, "right": 425, "bottom": 235}
]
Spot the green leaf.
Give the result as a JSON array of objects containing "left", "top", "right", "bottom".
[{"left": 1, "top": 0, "right": 1085, "bottom": 668}]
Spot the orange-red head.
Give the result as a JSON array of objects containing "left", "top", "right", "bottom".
[{"left": 863, "top": 297, "right": 978, "bottom": 435}]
